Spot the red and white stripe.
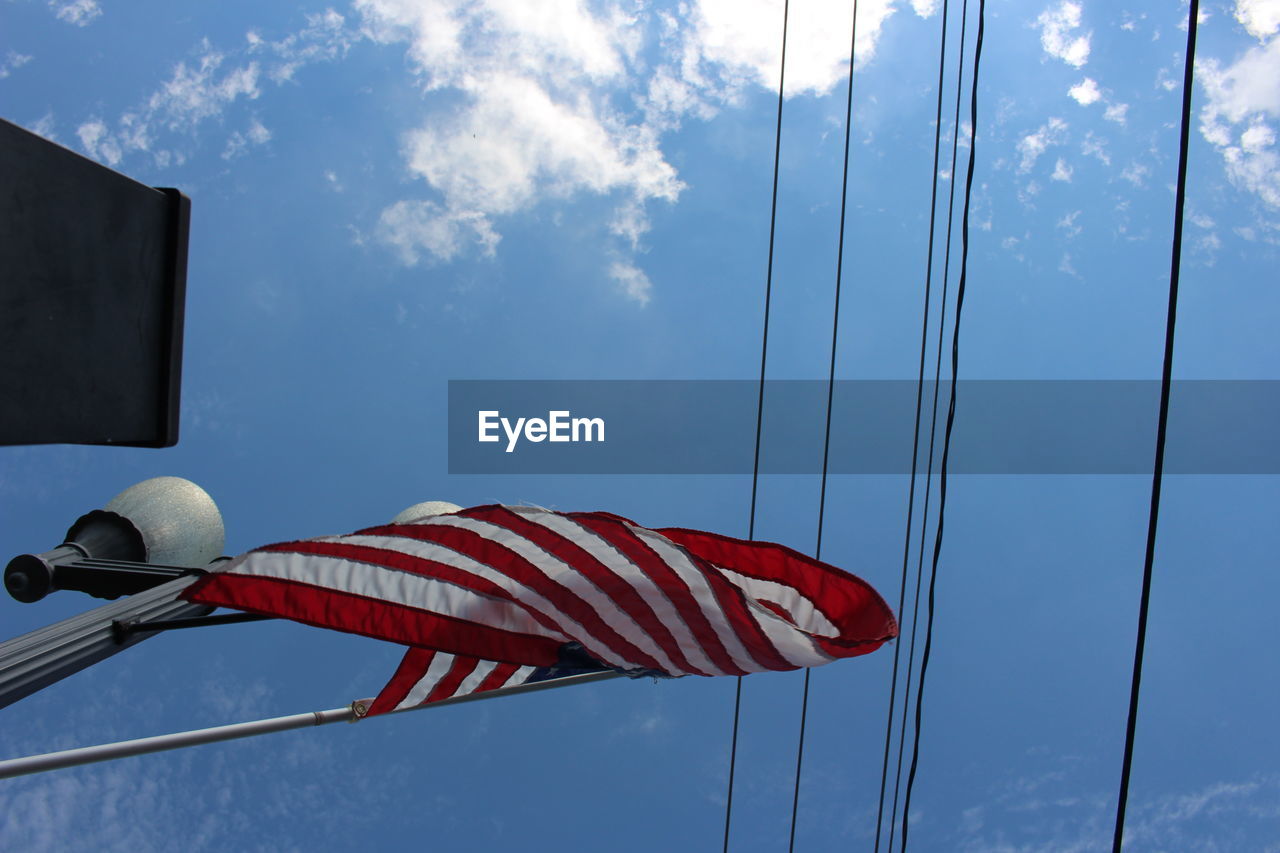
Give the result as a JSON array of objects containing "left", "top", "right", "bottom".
[
  {"left": 372, "top": 650, "right": 537, "bottom": 714},
  {"left": 184, "top": 505, "right": 897, "bottom": 716}
]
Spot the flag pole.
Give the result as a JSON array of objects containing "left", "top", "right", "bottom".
[{"left": 0, "top": 670, "right": 621, "bottom": 780}]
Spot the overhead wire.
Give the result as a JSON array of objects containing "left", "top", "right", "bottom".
[
  {"left": 723, "top": 1, "right": 790, "bottom": 850},
  {"left": 888, "top": 0, "right": 971, "bottom": 847},
  {"left": 900, "top": 0, "right": 985, "bottom": 847},
  {"left": 1111, "top": 1, "right": 1200, "bottom": 849},
  {"left": 785, "top": 1, "right": 861, "bottom": 849},
  {"left": 873, "top": 0, "right": 952, "bottom": 848}
]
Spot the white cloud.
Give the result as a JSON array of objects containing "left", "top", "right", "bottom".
[
  {"left": 1120, "top": 12, "right": 1145, "bottom": 32},
  {"left": 689, "top": 0, "right": 898, "bottom": 97},
  {"left": 375, "top": 200, "right": 501, "bottom": 264},
  {"left": 1120, "top": 162, "right": 1150, "bottom": 186},
  {"left": 1104, "top": 102, "right": 1129, "bottom": 123},
  {"left": 1051, "top": 157, "right": 1073, "bottom": 181},
  {"left": 1242, "top": 121, "right": 1276, "bottom": 150},
  {"left": 1179, "top": 5, "right": 1213, "bottom": 31},
  {"left": 50, "top": 0, "right": 101, "bottom": 26},
  {"left": 74, "top": 40, "right": 262, "bottom": 167},
  {"left": 261, "top": 8, "right": 356, "bottom": 83},
  {"left": 1067, "top": 75, "right": 1127, "bottom": 124},
  {"left": 609, "top": 259, "right": 653, "bottom": 305},
  {"left": 611, "top": 197, "right": 652, "bottom": 248},
  {"left": 148, "top": 47, "right": 261, "bottom": 130},
  {"left": 0, "top": 51, "right": 33, "bottom": 79},
  {"left": 30, "top": 113, "right": 58, "bottom": 142},
  {"left": 357, "top": 0, "right": 909, "bottom": 301},
  {"left": 1057, "top": 209, "right": 1082, "bottom": 236},
  {"left": 222, "top": 118, "right": 271, "bottom": 159},
  {"left": 358, "top": 0, "right": 685, "bottom": 286},
  {"left": 1068, "top": 77, "right": 1102, "bottom": 105},
  {"left": 77, "top": 118, "right": 122, "bottom": 166},
  {"left": 1198, "top": 39, "right": 1280, "bottom": 126},
  {"left": 1198, "top": 32, "right": 1280, "bottom": 206},
  {"left": 401, "top": 73, "right": 681, "bottom": 219},
  {"left": 1037, "top": 2, "right": 1091, "bottom": 67},
  {"left": 71, "top": 13, "right": 353, "bottom": 169},
  {"left": 1082, "top": 131, "right": 1111, "bottom": 165},
  {"left": 1198, "top": 230, "right": 1223, "bottom": 254},
  {"left": 1237, "top": 0, "right": 1280, "bottom": 39},
  {"left": 1017, "top": 116, "right": 1068, "bottom": 172},
  {"left": 955, "top": 763, "right": 1280, "bottom": 852},
  {"left": 69, "top": 1, "right": 925, "bottom": 302},
  {"left": 1189, "top": 211, "right": 1216, "bottom": 229}
]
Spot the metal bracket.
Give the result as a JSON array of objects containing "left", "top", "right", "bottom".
[{"left": 111, "top": 612, "right": 275, "bottom": 644}]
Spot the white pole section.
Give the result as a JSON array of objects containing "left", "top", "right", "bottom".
[{"left": 0, "top": 670, "right": 620, "bottom": 779}]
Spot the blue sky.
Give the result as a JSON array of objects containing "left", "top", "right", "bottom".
[{"left": 2, "top": 0, "right": 1279, "bottom": 850}]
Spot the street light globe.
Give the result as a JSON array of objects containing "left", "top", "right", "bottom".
[
  {"left": 101, "top": 476, "right": 225, "bottom": 567},
  {"left": 390, "top": 501, "right": 463, "bottom": 524}
]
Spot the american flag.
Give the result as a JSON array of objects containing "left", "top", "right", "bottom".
[{"left": 183, "top": 505, "right": 897, "bottom": 715}]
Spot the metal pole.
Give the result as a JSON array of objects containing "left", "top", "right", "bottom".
[
  {"left": 0, "top": 671, "right": 621, "bottom": 779},
  {"left": 0, "top": 575, "right": 211, "bottom": 709}
]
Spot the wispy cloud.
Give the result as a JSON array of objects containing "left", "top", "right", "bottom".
[
  {"left": 50, "top": 0, "right": 101, "bottom": 27},
  {"left": 1056, "top": 209, "right": 1082, "bottom": 236},
  {"left": 0, "top": 51, "right": 33, "bottom": 79},
  {"left": 221, "top": 117, "right": 271, "bottom": 160},
  {"left": 950, "top": 754, "right": 1280, "bottom": 852},
  {"left": 0, "top": 650, "right": 408, "bottom": 852},
  {"left": 609, "top": 259, "right": 653, "bottom": 306},
  {"left": 73, "top": 10, "right": 353, "bottom": 170},
  {"left": 1018, "top": 116, "right": 1069, "bottom": 172},
  {"left": 375, "top": 200, "right": 501, "bottom": 265}
]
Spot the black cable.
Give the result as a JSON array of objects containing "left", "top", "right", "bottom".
[
  {"left": 788, "top": 669, "right": 813, "bottom": 851},
  {"left": 786, "top": 2, "right": 860, "bottom": 849},
  {"left": 722, "top": 677, "right": 744, "bottom": 853},
  {"left": 874, "top": 1, "right": 951, "bottom": 849},
  {"left": 890, "top": 3, "right": 971, "bottom": 847},
  {"left": 724, "top": 3, "right": 789, "bottom": 850},
  {"left": 1111, "top": 2, "right": 1199, "bottom": 849},
  {"left": 900, "top": 0, "right": 984, "bottom": 847}
]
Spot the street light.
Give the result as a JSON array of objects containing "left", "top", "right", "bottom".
[
  {"left": 4, "top": 476, "right": 224, "bottom": 603},
  {"left": 390, "top": 500, "right": 463, "bottom": 523},
  {"left": 0, "top": 476, "right": 226, "bottom": 708}
]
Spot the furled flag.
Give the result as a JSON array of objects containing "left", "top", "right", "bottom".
[{"left": 182, "top": 505, "right": 897, "bottom": 715}]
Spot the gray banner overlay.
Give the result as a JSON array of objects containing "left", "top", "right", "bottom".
[{"left": 447, "top": 380, "right": 1279, "bottom": 474}]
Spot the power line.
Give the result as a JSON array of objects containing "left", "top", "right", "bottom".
[
  {"left": 786, "top": 1, "right": 860, "bottom": 848},
  {"left": 900, "top": 0, "right": 985, "bottom": 846},
  {"left": 892, "top": 0, "right": 972, "bottom": 845},
  {"left": 874, "top": 0, "right": 952, "bottom": 848},
  {"left": 724, "top": 2, "right": 790, "bottom": 850},
  {"left": 1111, "top": 1, "right": 1199, "bottom": 849}
]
